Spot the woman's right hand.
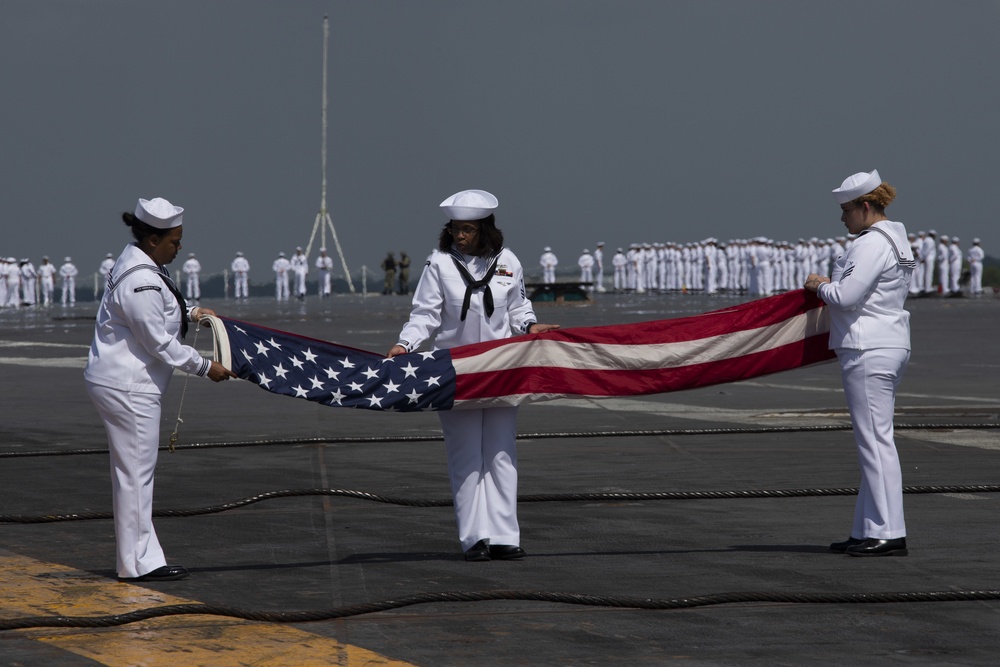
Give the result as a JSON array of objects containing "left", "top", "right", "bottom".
[
  {"left": 386, "top": 345, "right": 408, "bottom": 358},
  {"left": 207, "top": 360, "right": 238, "bottom": 382}
]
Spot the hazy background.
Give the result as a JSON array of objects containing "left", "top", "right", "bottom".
[{"left": 3, "top": 0, "right": 998, "bottom": 284}]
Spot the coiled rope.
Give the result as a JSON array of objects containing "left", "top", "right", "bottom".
[
  {"left": 0, "top": 422, "right": 996, "bottom": 459},
  {"left": 2, "top": 484, "right": 998, "bottom": 524},
  {"left": 2, "top": 589, "right": 999, "bottom": 630}
]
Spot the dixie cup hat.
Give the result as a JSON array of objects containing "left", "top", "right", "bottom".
[
  {"left": 832, "top": 169, "right": 881, "bottom": 204},
  {"left": 440, "top": 189, "right": 498, "bottom": 221},
  {"left": 135, "top": 197, "right": 184, "bottom": 229}
]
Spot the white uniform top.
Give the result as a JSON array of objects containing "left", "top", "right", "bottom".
[
  {"left": 315, "top": 255, "right": 334, "bottom": 270},
  {"left": 967, "top": 245, "right": 984, "bottom": 262},
  {"left": 818, "top": 220, "right": 914, "bottom": 351},
  {"left": 99, "top": 257, "right": 115, "bottom": 277},
  {"left": 397, "top": 247, "right": 536, "bottom": 352},
  {"left": 272, "top": 257, "right": 291, "bottom": 274},
  {"left": 84, "top": 243, "right": 209, "bottom": 395},
  {"left": 290, "top": 253, "right": 309, "bottom": 273},
  {"left": 231, "top": 256, "right": 250, "bottom": 273},
  {"left": 38, "top": 263, "right": 56, "bottom": 280},
  {"left": 183, "top": 258, "right": 202, "bottom": 275},
  {"left": 59, "top": 262, "right": 78, "bottom": 278}
]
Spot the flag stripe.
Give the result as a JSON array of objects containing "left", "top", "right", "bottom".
[
  {"left": 452, "top": 308, "right": 829, "bottom": 376},
  {"left": 454, "top": 333, "right": 832, "bottom": 407}
]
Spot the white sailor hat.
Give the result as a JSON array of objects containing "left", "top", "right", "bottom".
[
  {"left": 278, "top": 251, "right": 286, "bottom": 257},
  {"left": 135, "top": 197, "right": 184, "bottom": 229},
  {"left": 952, "top": 236, "right": 959, "bottom": 242},
  {"left": 64, "top": 256, "right": 72, "bottom": 262},
  {"left": 928, "top": 229, "right": 937, "bottom": 236},
  {"left": 106, "top": 252, "right": 113, "bottom": 258},
  {"left": 582, "top": 249, "right": 590, "bottom": 254},
  {"left": 236, "top": 251, "right": 244, "bottom": 256},
  {"left": 440, "top": 189, "right": 498, "bottom": 221},
  {"left": 832, "top": 169, "right": 881, "bottom": 204},
  {"left": 188, "top": 252, "right": 196, "bottom": 257},
  {"left": 596, "top": 241, "right": 605, "bottom": 246},
  {"left": 296, "top": 246, "right": 303, "bottom": 252},
  {"left": 941, "top": 235, "right": 950, "bottom": 241},
  {"left": 42, "top": 255, "right": 49, "bottom": 260},
  {"left": 973, "top": 238, "right": 980, "bottom": 244},
  {"left": 319, "top": 247, "right": 327, "bottom": 252},
  {"left": 543, "top": 246, "right": 552, "bottom": 252}
]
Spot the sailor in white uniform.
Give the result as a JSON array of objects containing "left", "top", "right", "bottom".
[
  {"left": 5, "top": 257, "right": 21, "bottom": 307},
  {"left": 290, "top": 246, "right": 309, "bottom": 299},
  {"left": 947, "top": 237, "right": 962, "bottom": 295},
  {"left": 540, "top": 246, "right": 558, "bottom": 283},
  {"left": 612, "top": 248, "right": 627, "bottom": 291},
  {"left": 315, "top": 247, "right": 333, "bottom": 297},
  {"left": 38, "top": 256, "right": 56, "bottom": 305},
  {"left": 387, "top": 189, "right": 559, "bottom": 561},
  {"left": 967, "top": 238, "right": 984, "bottom": 295},
  {"left": 20, "top": 259, "right": 37, "bottom": 306},
  {"left": 84, "top": 197, "right": 235, "bottom": 581},
  {"left": 593, "top": 241, "right": 606, "bottom": 292},
  {"left": 272, "top": 252, "right": 291, "bottom": 300},
  {"left": 577, "top": 248, "right": 594, "bottom": 289},
  {"left": 98, "top": 253, "right": 116, "bottom": 295},
  {"left": 59, "top": 256, "right": 78, "bottom": 305},
  {"left": 806, "top": 169, "right": 913, "bottom": 557},
  {"left": 182, "top": 252, "right": 202, "bottom": 302},
  {"left": 231, "top": 252, "right": 250, "bottom": 299}
]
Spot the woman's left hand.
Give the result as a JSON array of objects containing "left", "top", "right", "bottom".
[{"left": 527, "top": 323, "right": 560, "bottom": 334}]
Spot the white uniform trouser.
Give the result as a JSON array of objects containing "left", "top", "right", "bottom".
[
  {"left": 234, "top": 273, "right": 248, "bottom": 298},
  {"left": 438, "top": 406, "right": 520, "bottom": 550},
  {"left": 42, "top": 278, "right": 54, "bottom": 305},
  {"left": 294, "top": 270, "right": 307, "bottom": 296},
  {"left": 319, "top": 271, "right": 331, "bottom": 295},
  {"left": 62, "top": 277, "right": 75, "bottom": 304},
  {"left": 837, "top": 348, "right": 909, "bottom": 540},
  {"left": 186, "top": 274, "right": 200, "bottom": 300},
  {"left": 276, "top": 274, "right": 289, "bottom": 300},
  {"left": 970, "top": 262, "right": 983, "bottom": 293},
  {"left": 86, "top": 382, "right": 167, "bottom": 578}
]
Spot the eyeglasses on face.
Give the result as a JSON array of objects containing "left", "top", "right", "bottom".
[{"left": 448, "top": 224, "right": 479, "bottom": 237}]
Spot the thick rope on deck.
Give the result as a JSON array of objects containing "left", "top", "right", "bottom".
[{"left": 2, "top": 589, "right": 999, "bottom": 630}]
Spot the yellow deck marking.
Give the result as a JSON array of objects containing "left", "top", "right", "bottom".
[{"left": 0, "top": 551, "right": 416, "bottom": 666}]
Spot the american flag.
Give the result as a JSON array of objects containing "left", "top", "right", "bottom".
[{"left": 206, "top": 290, "right": 834, "bottom": 412}]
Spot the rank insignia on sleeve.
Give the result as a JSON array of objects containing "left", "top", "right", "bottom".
[{"left": 134, "top": 285, "right": 162, "bottom": 293}]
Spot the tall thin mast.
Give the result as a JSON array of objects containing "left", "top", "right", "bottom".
[{"left": 304, "top": 15, "right": 354, "bottom": 292}]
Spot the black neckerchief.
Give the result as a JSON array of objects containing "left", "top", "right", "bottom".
[
  {"left": 158, "top": 268, "right": 190, "bottom": 338},
  {"left": 449, "top": 248, "right": 501, "bottom": 321}
]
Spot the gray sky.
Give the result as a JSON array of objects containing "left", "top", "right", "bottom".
[{"left": 3, "top": 1, "right": 998, "bottom": 282}]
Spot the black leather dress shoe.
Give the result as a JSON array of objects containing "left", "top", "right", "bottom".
[
  {"left": 845, "top": 537, "right": 907, "bottom": 557},
  {"left": 829, "top": 537, "right": 865, "bottom": 553},
  {"left": 488, "top": 545, "right": 526, "bottom": 560},
  {"left": 120, "top": 565, "right": 190, "bottom": 582},
  {"left": 464, "top": 539, "right": 491, "bottom": 562}
]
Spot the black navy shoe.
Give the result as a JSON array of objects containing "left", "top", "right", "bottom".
[
  {"left": 120, "top": 565, "right": 189, "bottom": 582},
  {"left": 488, "top": 545, "right": 526, "bottom": 560},
  {"left": 464, "top": 539, "right": 491, "bottom": 562},
  {"left": 829, "top": 537, "right": 865, "bottom": 553},
  {"left": 845, "top": 537, "right": 907, "bottom": 557}
]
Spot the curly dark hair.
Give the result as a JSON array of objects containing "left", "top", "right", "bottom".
[
  {"left": 122, "top": 211, "right": 168, "bottom": 243},
  {"left": 438, "top": 214, "right": 504, "bottom": 256}
]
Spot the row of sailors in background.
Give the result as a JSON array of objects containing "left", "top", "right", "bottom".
[
  {"left": 550, "top": 234, "right": 987, "bottom": 296},
  {"left": 3, "top": 233, "right": 987, "bottom": 308},
  {"left": 230, "top": 247, "right": 336, "bottom": 301},
  {"left": 0, "top": 256, "right": 78, "bottom": 307}
]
